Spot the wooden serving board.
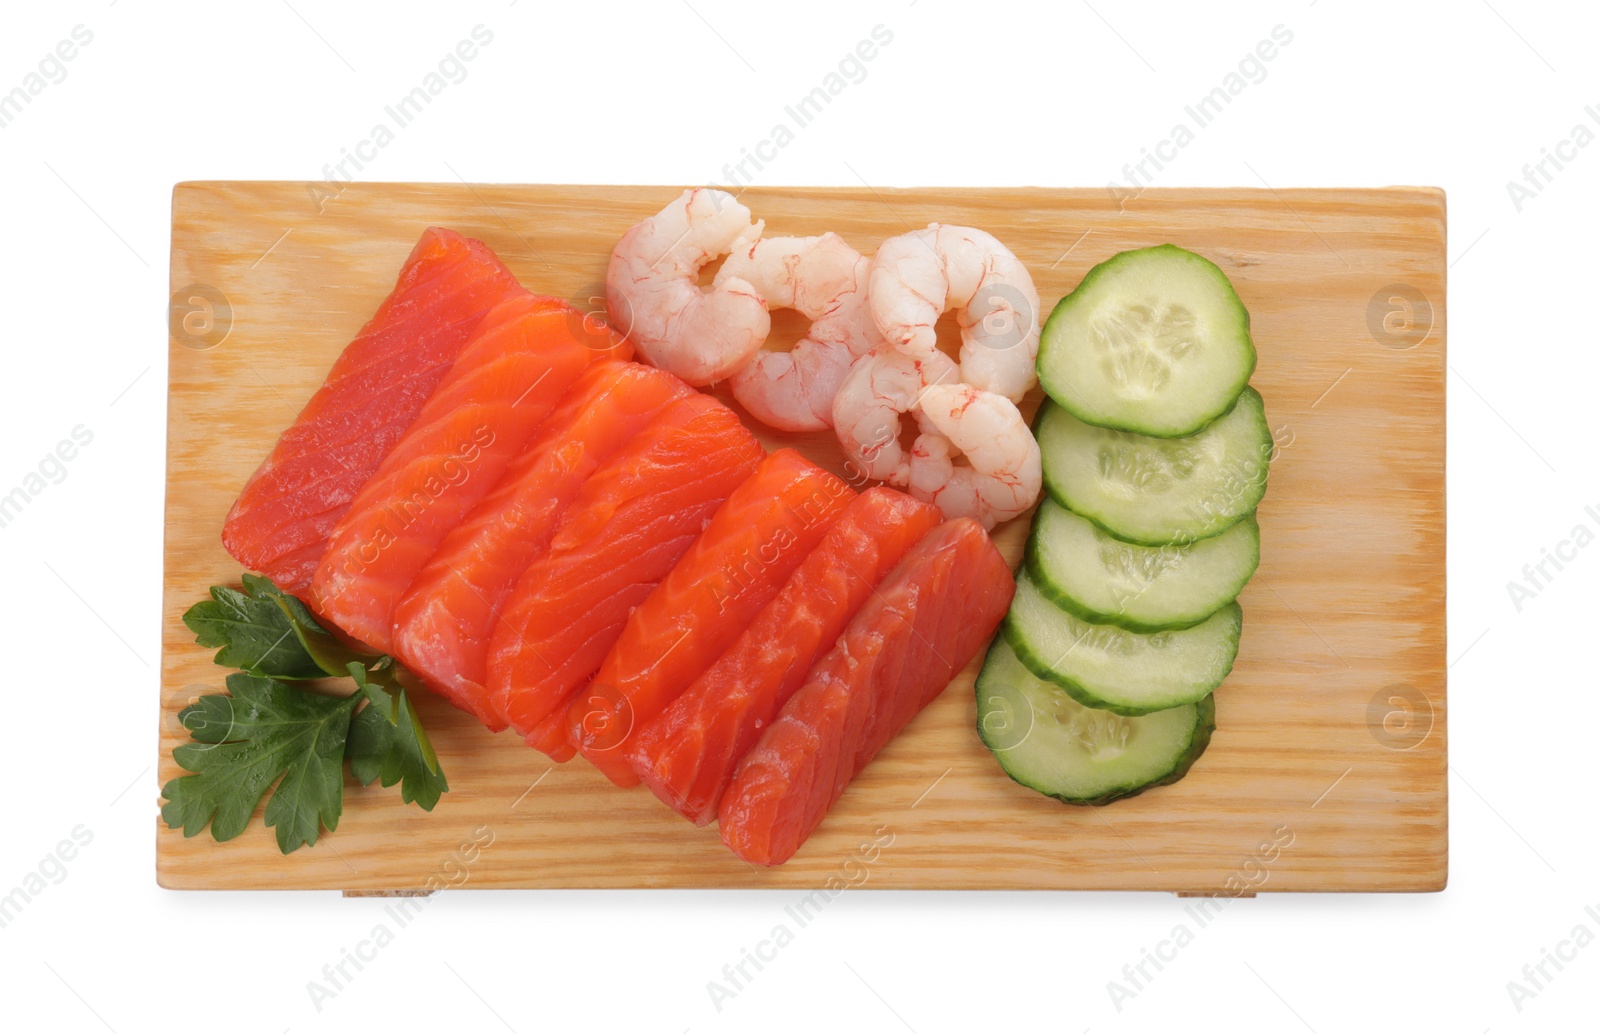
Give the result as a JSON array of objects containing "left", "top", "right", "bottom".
[{"left": 160, "top": 183, "right": 1446, "bottom": 892}]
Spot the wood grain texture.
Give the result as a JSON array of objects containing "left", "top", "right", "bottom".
[{"left": 160, "top": 183, "right": 1446, "bottom": 892}]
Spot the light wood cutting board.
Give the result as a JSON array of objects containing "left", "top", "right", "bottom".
[{"left": 160, "top": 182, "right": 1446, "bottom": 892}]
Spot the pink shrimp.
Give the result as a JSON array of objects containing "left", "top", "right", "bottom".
[
  {"left": 868, "top": 223, "right": 1041, "bottom": 403},
  {"left": 714, "top": 233, "right": 878, "bottom": 432},
  {"left": 831, "top": 345, "right": 959, "bottom": 486},
  {"left": 605, "top": 189, "right": 768, "bottom": 386},
  {"left": 907, "top": 383, "right": 1041, "bottom": 529}
]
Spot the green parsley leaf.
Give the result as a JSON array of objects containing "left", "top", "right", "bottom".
[
  {"left": 167, "top": 576, "right": 452, "bottom": 853},
  {"left": 346, "top": 662, "right": 448, "bottom": 811},
  {"left": 161, "top": 672, "right": 359, "bottom": 852},
  {"left": 270, "top": 594, "right": 380, "bottom": 677},
  {"left": 182, "top": 575, "right": 325, "bottom": 680}
]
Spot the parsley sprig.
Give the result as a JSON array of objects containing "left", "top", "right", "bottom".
[{"left": 161, "top": 575, "right": 448, "bottom": 853}]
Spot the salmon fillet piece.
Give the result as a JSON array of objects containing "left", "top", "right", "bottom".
[
  {"left": 574, "top": 450, "right": 853, "bottom": 786},
  {"left": 222, "top": 228, "right": 521, "bottom": 593},
  {"left": 390, "top": 360, "right": 687, "bottom": 728},
  {"left": 525, "top": 709, "right": 577, "bottom": 762},
  {"left": 718, "top": 519, "right": 1014, "bottom": 865},
  {"left": 627, "top": 488, "right": 942, "bottom": 823},
  {"left": 310, "top": 293, "right": 610, "bottom": 652},
  {"left": 486, "top": 393, "right": 765, "bottom": 747}
]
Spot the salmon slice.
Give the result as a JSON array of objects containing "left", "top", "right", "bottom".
[
  {"left": 718, "top": 518, "right": 1014, "bottom": 866},
  {"left": 525, "top": 710, "right": 577, "bottom": 762},
  {"left": 574, "top": 450, "right": 854, "bottom": 786},
  {"left": 627, "top": 487, "right": 942, "bottom": 823},
  {"left": 310, "top": 293, "right": 611, "bottom": 652},
  {"left": 390, "top": 361, "right": 690, "bottom": 728},
  {"left": 486, "top": 393, "right": 765, "bottom": 747},
  {"left": 222, "top": 228, "right": 521, "bottom": 593}
]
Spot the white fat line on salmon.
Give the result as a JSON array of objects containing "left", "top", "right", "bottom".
[
  {"left": 306, "top": 825, "right": 495, "bottom": 1014},
  {"left": 0, "top": 424, "right": 93, "bottom": 531},
  {"left": 1505, "top": 504, "right": 1600, "bottom": 613},
  {"left": 700, "top": 24, "right": 895, "bottom": 193},
  {"left": 708, "top": 477, "right": 856, "bottom": 615},
  {"left": 710, "top": 526, "right": 799, "bottom": 614},
  {"left": 1104, "top": 23, "right": 1295, "bottom": 211},
  {"left": 0, "top": 24, "right": 93, "bottom": 132},
  {"left": 308, "top": 24, "right": 495, "bottom": 213},
  {"left": 789, "top": 475, "right": 854, "bottom": 528},
  {"left": 345, "top": 425, "right": 494, "bottom": 574},
  {"left": 706, "top": 827, "right": 894, "bottom": 1014},
  {"left": 840, "top": 549, "right": 954, "bottom": 670},
  {"left": 1106, "top": 825, "right": 1295, "bottom": 1014}
]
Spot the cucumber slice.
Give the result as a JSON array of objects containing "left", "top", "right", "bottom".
[
  {"left": 1026, "top": 500, "right": 1259, "bottom": 632},
  {"left": 1038, "top": 244, "right": 1256, "bottom": 437},
  {"left": 1004, "top": 569, "right": 1241, "bottom": 715},
  {"left": 977, "top": 637, "right": 1214, "bottom": 805},
  {"left": 1036, "top": 387, "right": 1270, "bottom": 547}
]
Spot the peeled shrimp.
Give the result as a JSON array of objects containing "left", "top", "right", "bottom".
[
  {"left": 907, "top": 383, "right": 1041, "bottom": 530},
  {"left": 713, "top": 233, "right": 878, "bottom": 432},
  {"left": 868, "top": 223, "right": 1041, "bottom": 403},
  {"left": 605, "top": 188, "right": 769, "bottom": 386},
  {"left": 831, "top": 345, "right": 959, "bottom": 486}
]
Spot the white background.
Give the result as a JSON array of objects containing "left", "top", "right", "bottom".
[{"left": 0, "top": 0, "right": 1594, "bottom": 1031}]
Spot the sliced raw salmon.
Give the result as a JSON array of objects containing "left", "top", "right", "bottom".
[
  {"left": 525, "top": 710, "right": 577, "bottom": 762},
  {"left": 390, "top": 360, "right": 689, "bottom": 728},
  {"left": 222, "top": 228, "right": 521, "bottom": 593},
  {"left": 310, "top": 293, "right": 610, "bottom": 652},
  {"left": 486, "top": 393, "right": 765, "bottom": 747},
  {"left": 627, "top": 487, "right": 942, "bottom": 823},
  {"left": 574, "top": 450, "right": 853, "bottom": 786},
  {"left": 718, "top": 518, "right": 1014, "bottom": 866}
]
